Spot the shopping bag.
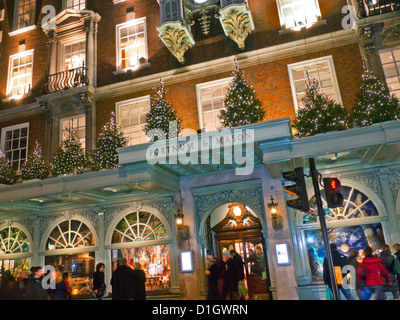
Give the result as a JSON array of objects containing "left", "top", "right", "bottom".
[
  {"left": 238, "top": 281, "right": 248, "bottom": 298},
  {"left": 326, "top": 286, "right": 333, "bottom": 300},
  {"left": 393, "top": 260, "right": 400, "bottom": 275},
  {"left": 334, "top": 266, "right": 343, "bottom": 285}
]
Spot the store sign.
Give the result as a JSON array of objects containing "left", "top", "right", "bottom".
[{"left": 146, "top": 124, "right": 255, "bottom": 176}]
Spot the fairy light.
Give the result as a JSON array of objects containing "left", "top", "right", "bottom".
[
  {"left": 20, "top": 141, "right": 50, "bottom": 180},
  {"left": 0, "top": 150, "right": 18, "bottom": 185},
  {"left": 219, "top": 59, "right": 266, "bottom": 128}
]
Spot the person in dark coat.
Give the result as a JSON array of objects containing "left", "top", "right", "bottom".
[
  {"left": 110, "top": 258, "right": 136, "bottom": 300},
  {"left": 347, "top": 250, "right": 364, "bottom": 299},
  {"left": 26, "top": 266, "right": 48, "bottom": 300},
  {"left": 93, "top": 263, "right": 106, "bottom": 300},
  {"left": 323, "top": 243, "right": 354, "bottom": 300},
  {"left": 225, "top": 250, "right": 244, "bottom": 300},
  {"left": 0, "top": 270, "right": 19, "bottom": 300},
  {"left": 132, "top": 263, "right": 146, "bottom": 300},
  {"left": 48, "top": 270, "right": 67, "bottom": 300},
  {"left": 379, "top": 244, "right": 399, "bottom": 299},
  {"left": 206, "top": 255, "right": 221, "bottom": 300}
]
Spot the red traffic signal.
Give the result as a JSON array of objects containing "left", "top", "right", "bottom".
[{"left": 323, "top": 178, "right": 344, "bottom": 208}]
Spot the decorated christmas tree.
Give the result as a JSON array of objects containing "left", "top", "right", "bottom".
[
  {"left": 20, "top": 141, "right": 50, "bottom": 180},
  {"left": 145, "top": 80, "right": 182, "bottom": 140},
  {"left": 219, "top": 60, "right": 266, "bottom": 128},
  {"left": 351, "top": 64, "right": 400, "bottom": 127},
  {"left": 51, "top": 128, "right": 87, "bottom": 176},
  {"left": 293, "top": 73, "right": 351, "bottom": 138},
  {"left": 90, "top": 112, "right": 128, "bottom": 171},
  {"left": 0, "top": 151, "right": 18, "bottom": 185}
]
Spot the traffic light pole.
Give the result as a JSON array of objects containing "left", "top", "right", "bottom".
[{"left": 309, "top": 158, "right": 340, "bottom": 301}]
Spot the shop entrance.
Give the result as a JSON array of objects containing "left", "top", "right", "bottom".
[{"left": 206, "top": 203, "right": 272, "bottom": 300}]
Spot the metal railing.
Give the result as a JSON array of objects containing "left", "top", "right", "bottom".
[
  {"left": 358, "top": 0, "right": 400, "bottom": 17},
  {"left": 42, "top": 64, "right": 89, "bottom": 94}
]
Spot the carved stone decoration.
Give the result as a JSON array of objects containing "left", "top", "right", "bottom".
[
  {"left": 382, "top": 19, "right": 400, "bottom": 46},
  {"left": 157, "top": 23, "right": 195, "bottom": 63},
  {"left": 389, "top": 169, "right": 400, "bottom": 203},
  {"left": 212, "top": 203, "right": 261, "bottom": 232},
  {"left": 218, "top": 4, "right": 255, "bottom": 50},
  {"left": 194, "top": 187, "right": 265, "bottom": 231},
  {"left": 358, "top": 26, "right": 375, "bottom": 55}
]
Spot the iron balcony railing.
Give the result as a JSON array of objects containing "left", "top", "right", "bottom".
[
  {"left": 42, "top": 64, "right": 89, "bottom": 94},
  {"left": 358, "top": 0, "right": 400, "bottom": 17}
]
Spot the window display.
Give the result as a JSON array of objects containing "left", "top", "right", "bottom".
[
  {"left": 45, "top": 252, "right": 95, "bottom": 298},
  {"left": 112, "top": 245, "right": 170, "bottom": 295}
]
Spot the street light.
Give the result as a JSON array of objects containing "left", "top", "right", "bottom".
[{"left": 268, "top": 196, "right": 283, "bottom": 230}]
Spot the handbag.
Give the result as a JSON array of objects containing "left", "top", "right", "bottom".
[{"left": 238, "top": 281, "right": 248, "bottom": 298}]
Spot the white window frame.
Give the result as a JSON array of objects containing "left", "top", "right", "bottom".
[
  {"left": 116, "top": 96, "right": 151, "bottom": 146},
  {"left": 276, "top": 0, "right": 322, "bottom": 31},
  {"left": 196, "top": 78, "right": 232, "bottom": 132},
  {"left": 61, "top": 37, "right": 87, "bottom": 72},
  {"left": 287, "top": 56, "right": 342, "bottom": 112},
  {"left": 63, "top": 0, "right": 86, "bottom": 10},
  {"left": 0, "top": 122, "right": 29, "bottom": 171},
  {"left": 60, "top": 114, "right": 86, "bottom": 149},
  {"left": 115, "top": 17, "right": 149, "bottom": 73},
  {"left": 7, "top": 49, "right": 34, "bottom": 100},
  {"left": 13, "top": 0, "right": 36, "bottom": 31},
  {"left": 379, "top": 47, "right": 400, "bottom": 99}
]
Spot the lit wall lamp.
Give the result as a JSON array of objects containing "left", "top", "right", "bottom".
[
  {"left": 268, "top": 196, "right": 283, "bottom": 230},
  {"left": 175, "top": 209, "right": 190, "bottom": 240}
]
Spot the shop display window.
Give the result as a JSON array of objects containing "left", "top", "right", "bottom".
[
  {"left": 45, "top": 252, "right": 95, "bottom": 297},
  {"left": 111, "top": 245, "right": 171, "bottom": 295},
  {"left": 305, "top": 223, "right": 384, "bottom": 283}
]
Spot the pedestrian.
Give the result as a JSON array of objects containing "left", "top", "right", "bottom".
[
  {"left": 357, "top": 246, "right": 391, "bottom": 300},
  {"left": 0, "top": 270, "right": 19, "bottom": 300},
  {"left": 323, "top": 243, "right": 354, "bottom": 300},
  {"left": 110, "top": 258, "right": 136, "bottom": 300},
  {"left": 132, "top": 263, "right": 146, "bottom": 300},
  {"left": 16, "top": 269, "right": 29, "bottom": 299},
  {"left": 63, "top": 272, "right": 71, "bottom": 300},
  {"left": 225, "top": 250, "right": 244, "bottom": 300},
  {"left": 393, "top": 243, "right": 400, "bottom": 296},
  {"left": 206, "top": 255, "right": 221, "bottom": 300},
  {"left": 347, "top": 250, "right": 364, "bottom": 299},
  {"left": 93, "top": 263, "right": 106, "bottom": 300},
  {"left": 379, "top": 244, "right": 399, "bottom": 299},
  {"left": 26, "top": 266, "right": 48, "bottom": 300},
  {"left": 49, "top": 270, "right": 67, "bottom": 300}
]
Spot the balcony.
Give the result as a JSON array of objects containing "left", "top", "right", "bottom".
[
  {"left": 358, "top": 0, "right": 400, "bottom": 17},
  {"left": 42, "top": 65, "right": 89, "bottom": 95}
]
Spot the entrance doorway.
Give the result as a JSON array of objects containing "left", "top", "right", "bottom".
[{"left": 206, "top": 203, "right": 272, "bottom": 300}]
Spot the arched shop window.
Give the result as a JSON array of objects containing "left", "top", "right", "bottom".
[
  {"left": 111, "top": 211, "right": 171, "bottom": 295},
  {"left": 45, "top": 219, "right": 95, "bottom": 298},
  {"left": 0, "top": 226, "right": 32, "bottom": 280},
  {"left": 300, "top": 186, "right": 385, "bottom": 283}
]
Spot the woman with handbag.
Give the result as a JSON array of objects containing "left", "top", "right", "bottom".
[
  {"left": 379, "top": 244, "right": 399, "bottom": 299},
  {"left": 93, "top": 263, "right": 106, "bottom": 300}
]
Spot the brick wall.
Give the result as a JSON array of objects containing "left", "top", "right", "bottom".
[{"left": 96, "top": 42, "right": 364, "bottom": 134}]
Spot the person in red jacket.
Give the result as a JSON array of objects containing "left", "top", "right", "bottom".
[{"left": 357, "top": 246, "right": 391, "bottom": 300}]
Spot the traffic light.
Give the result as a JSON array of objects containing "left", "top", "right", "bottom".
[
  {"left": 323, "top": 178, "right": 344, "bottom": 208},
  {"left": 282, "top": 167, "right": 309, "bottom": 212}
]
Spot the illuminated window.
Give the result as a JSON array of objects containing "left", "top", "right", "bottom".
[
  {"left": 0, "top": 226, "right": 31, "bottom": 254},
  {"left": 7, "top": 50, "right": 33, "bottom": 100},
  {"left": 65, "top": 0, "right": 86, "bottom": 10},
  {"left": 288, "top": 56, "right": 342, "bottom": 111},
  {"left": 1, "top": 123, "right": 29, "bottom": 171},
  {"left": 63, "top": 40, "right": 86, "bottom": 71},
  {"left": 116, "top": 96, "right": 150, "bottom": 146},
  {"left": 14, "top": 0, "right": 36, "bottom": 30},
  {"left": 379, "top": 48, "right": 400, "bottom": 99},
  {"left": 196, "top": 78, "right": 231, "bottom": 132},
  {"left": 277, "top": 0, "right": 321, "bottom": 30},
  {"left": 116, "top": 18, "right": 148, "bottom": 71},
  {"left": 60, "top": 115, "right": 86, "bottom": 149}
]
